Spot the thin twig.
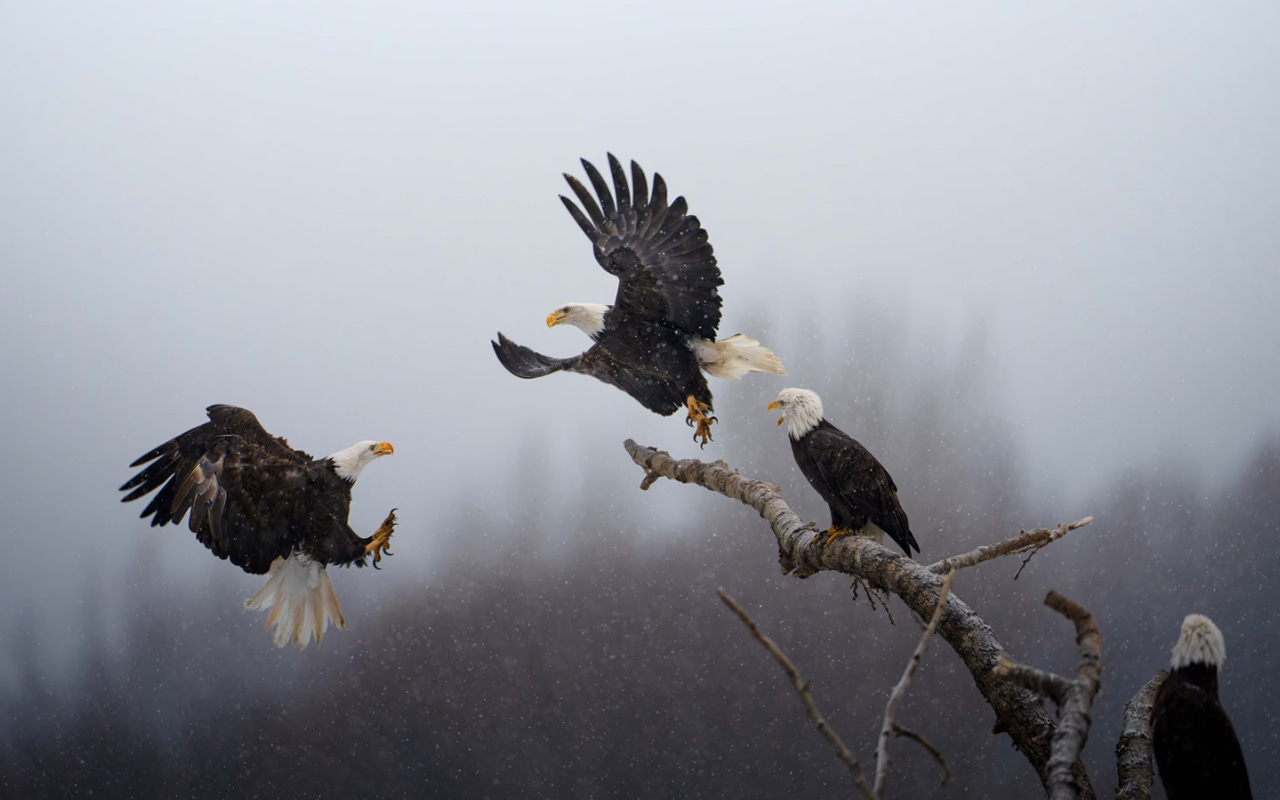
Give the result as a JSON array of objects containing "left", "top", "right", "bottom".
[
  {"left": 891, "top": 723, "right": 950, "bottom": 787},
  {"left": 873, "top": 568, "right": 956, "bottom": 797},
  {"left": 928, "top": 517, "right": 1093, "bottom": 576},
  {"left": 1115, "top": 671, "right": 1167, "bottom": 800},
  {"left": 717, "top": 588, "right": 874, "bottom": 800}
]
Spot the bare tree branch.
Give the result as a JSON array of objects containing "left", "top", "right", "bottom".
[
  {"left": 891, "top": 723, "right": 950, "bottom": 787},
  {"left": 874, "top": 568, "right": 956, "bottom": 798},
  {"left": 624, "top": 441, "right": 1094, "bottom": 797},
  {"left": 994, "top": 656, "right": 1071, "bottom": 707},
  {"left": 927, "top": 517, "right": 1093, "bottom": 575},
  {"left": 1114, "top": 671, "right": 1167, "bottom": 800},
  {"left": 993, "top": 591, "right": 1102, "bottom": 800},
  {"left": 717, "top": 588, "right": 874, "bottom": 800}
]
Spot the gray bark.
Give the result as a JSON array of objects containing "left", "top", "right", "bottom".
[{"left": 1114, "top": 671, "right": 1167, "bottom": 800}]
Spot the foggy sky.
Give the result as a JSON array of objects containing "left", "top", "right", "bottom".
[{"left": 2, "top": 3, "right": 1279, "bottom": 666}]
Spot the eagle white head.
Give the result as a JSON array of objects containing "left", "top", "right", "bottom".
[
  {"left": 1171, "top": 613, "right": 1226, "bottom": 670},
  {"left": 546, "top": 303, "right": 609, "bottom": 339},
  {"left": 328, "top": 440, "right": 394, "bottom": 482},
  {"left": 767, "top": 388, "right": 825, "bottom": 440}
]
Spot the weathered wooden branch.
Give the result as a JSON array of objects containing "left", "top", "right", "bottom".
[
  {"left": 873, "top": 568, "right": 956, "bottom": 798},
  {"left": 624, "top": 441, "right": 1094, "bottom": 797},
  {"left": 927, "top": 517, "right": 1093, "bottom": 575},
  {"left": 993, "top": 591, "right": 1102, "bottom": 800},
  {"left": 717, "top": 588, "right": 874, "bottom": 800},
  {"left": 994, "top": 657, "right": 1071, "bottom": 707},
  {"left": 1114, "top": 671, "right": 1167, "bottom": 800}
]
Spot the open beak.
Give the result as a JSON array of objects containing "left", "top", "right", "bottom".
[
  {"left": 375, "top": 442, "right": 395, "bottom": 456},
  {"left": 767, "top": 400, "right": 785, "bottom": 426},
  {"left": 547, "top": 310, "right": 569, "bottom": 328}
]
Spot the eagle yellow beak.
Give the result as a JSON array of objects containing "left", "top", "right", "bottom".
[
  {"left": 547, "top": 310, "right": 569, "bottom": 328},
  {"left": 376, "top": 442, "right": 395, "bottom": 456},
  {"left": 767, "top": 400, "right": 785, "bottom": 426}
]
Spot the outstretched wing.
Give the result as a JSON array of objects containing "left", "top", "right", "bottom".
[
  {"left": 491, "top": 332, "right": 585, "bottom": 379},
  {"left": 809, "top": 426, "right": 919, "bottom": 555},
  {"left": 119, "top": 406, "right": 324, "bottom": 573},
  {"left": 492, "top": 332, "right": 689, "bottom": 416},
  {"left": 560, "top": 154, "right": 723, "bottom": 340}
]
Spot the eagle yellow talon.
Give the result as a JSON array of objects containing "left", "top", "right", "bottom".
[
  {"left": 365, "top": 508, "right": 398, "bottom": 568},
  {"left": 685, "top": 395, "right": 716, "bottom": 448},
  {"left": 820, "top": 526, "right": 853, "bottom": 547}
]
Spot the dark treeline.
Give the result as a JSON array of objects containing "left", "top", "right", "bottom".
[{"left": 3, "top": 320, "right": 1276, "bottom": 798}]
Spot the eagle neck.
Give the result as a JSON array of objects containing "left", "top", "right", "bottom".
[
  {"left": 787, "top": 408, "right": 826, "bottom": 441},
  {"left": 326, "top": 444, "right": 370, "bottom": 483},
  {"left": 1172, "top": 662, "right": 1220, "bottom": 697},
  {"left": 568, "top": 303, "right": 609, "bottom": 339}
]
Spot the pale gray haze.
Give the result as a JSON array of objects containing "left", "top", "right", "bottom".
[{"left": 2, "top": 0, "right": 1278, "bottom": 692}]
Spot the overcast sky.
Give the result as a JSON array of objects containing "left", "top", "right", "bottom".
[{"left": 2, "top": 2, "right": 1278, "bottom": 660}]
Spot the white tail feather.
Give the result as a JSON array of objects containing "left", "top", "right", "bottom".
[
  {"left": 244, "top": 553, "right": 345, "bottom": 649},
  {"left": 694, "top": 334, "right": 787, "bottom": 380}
]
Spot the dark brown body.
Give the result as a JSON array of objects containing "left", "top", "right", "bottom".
[
  {"left": 120, "top": 405, "right": 375, "bottom": 574},
  {"left": 1152, "top": 663, "right": 1252, "bottom": 800},
  {"left": 790, "top": 419, "right": 918, "bottom": 556}
]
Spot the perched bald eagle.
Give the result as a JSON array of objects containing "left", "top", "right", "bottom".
[
  {"left": 767, "top": 388, "right": 919, "bottom": 556},
  {"left": 492, "top": 154, "right": 784, "bottom": 446},
  {"left": 119, "top": 405, "right": 397, "bottom": 649},
  {"left": 1152, "top": 614, "right": 1253, "bottom": 799}
]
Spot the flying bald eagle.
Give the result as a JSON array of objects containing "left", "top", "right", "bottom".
[
  {"left": 119, "top": 405, "right": 397, "bottom": 649},
  {"left": 1152, "top": 614, "right": 1253, "bottom": 799},
  {"left": 767, "top": 388, "right": 919, "bottom": 556},
  {"left": 492, "top": 154, "right": 785, "bottom": 446}
]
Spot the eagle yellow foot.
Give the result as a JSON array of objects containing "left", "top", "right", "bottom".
[
  {"left": 684, "top": 395, "right": 717, "bottom": 448},
  {"left": 819, "top": 526, "right": 853, "bottom": 547},
  {"left": 365, "top": 508, "right": 397, "bottom": 568}
]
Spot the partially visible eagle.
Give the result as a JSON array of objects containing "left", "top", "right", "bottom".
[
  {"left": 119, "top": 405, "right": 397, "bottom": 649},
  {"left": 1152, "top": 614, "right": 1253, "bottom": 799},
  {"left": 767, "top": 388, "right": 919, "bottom": 556},
  {"left": 492, "top": 154, "right": 784, "bottom": 446}
]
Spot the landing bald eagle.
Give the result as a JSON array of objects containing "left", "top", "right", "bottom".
[
  {"left": 492, "top": 154, "right": 784, "bottom": 446},
  {"left": 767, "top": 388, "right": 919, "bottom": 556},
  {"left": 1152, "top": 614, "right": 1253, "bottom": 799},
  {"left": 119, "top": 405, "right": 397, "bottom": 649}
]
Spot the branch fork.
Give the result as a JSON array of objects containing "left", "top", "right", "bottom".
[{"left": 624, "top": 440, "right": 1094, "bottom": 796}]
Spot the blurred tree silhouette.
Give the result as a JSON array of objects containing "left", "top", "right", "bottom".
[{"left": 2, "top": 314, "right": 1275, "bottom": 799}]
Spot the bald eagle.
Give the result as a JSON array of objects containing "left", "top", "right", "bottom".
[
  {"left": 767, "top": 388, "right": 919, "bottom": 556},
  {"left": 119, "top": 405, "right": 397, "bottom": 649},
  {"left": 492, "top": 154, "right": 784, "bottom": 446},
  {"left": 1152, "top": 614, "right": 1253, "bottom": 799}
]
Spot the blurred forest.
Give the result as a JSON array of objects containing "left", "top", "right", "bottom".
[{"left": 2, "top": 318, "right": 1277, "bottom": 799}]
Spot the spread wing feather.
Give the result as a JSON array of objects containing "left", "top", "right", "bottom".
[
  {"left": 492, "top": 333, "right": 688, "bottom": 415},
  {"left": 560, "top": 154, "right": 723, "bottom": 341},
  {"left": 119, "top": 405, "right": 334, "bottom": 574}
]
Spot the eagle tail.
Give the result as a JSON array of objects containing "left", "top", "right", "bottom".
[
  {"left": 243, "top": 553, "right": 345, "bottom": 649},
  {"left": 696, "top": 334, "right": 787, "bottom": 380}
]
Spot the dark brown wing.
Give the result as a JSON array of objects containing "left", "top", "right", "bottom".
[
  {"left": 492, "top": 332, "right": 693, "bottom": 416},
  {"left": 560, "top": 154, "right": 723, "bottom": 340},
  {"left": 120, "top": 405, "right": 308, "bottom": 525},
  {"left": 119, "top": 406, "right": 335, "bottom": 573},
  {"left": 807, "top": 424, "right": 919, "bottom": 555},
  {"left": 1153, "top": 672, "right": 1253, "bottom": 799}
]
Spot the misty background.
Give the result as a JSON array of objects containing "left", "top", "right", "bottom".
[{"left": 2, "top": 2, "right": 1278, "bottom": 797}]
